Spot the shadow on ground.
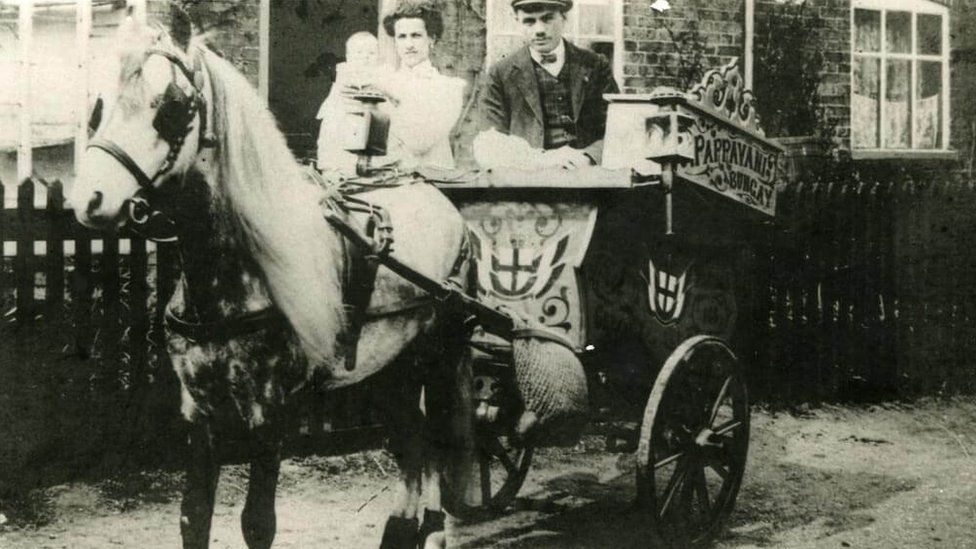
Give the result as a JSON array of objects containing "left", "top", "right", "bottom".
[{"left": 457, "top": 448, "right": 915, "bottom": 548}]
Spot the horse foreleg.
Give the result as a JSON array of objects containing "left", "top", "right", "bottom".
[
  {"left": 180, "top": 420, "right": 220, "bottom": 549},
  {"left": 381, "top": 411, "right": 425, "bottom": 549},
  {"left": 418, "top": 460, "right": 447, "bottom": 549},
  {"left": 418, "top": 340, "right": 474, "bottom": 549},
  {"left": 241, "top": 426, "right": 282, "bottom": 549},
  {"left": 375, "top": 372, "right": 425, "bottom": 549}
]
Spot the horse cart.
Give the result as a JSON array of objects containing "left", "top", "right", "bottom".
[
  {"left": 72, "top": 21, "right": 779, "bottom": 545},
  {"left": 334, "top": 61, "right": 783, "bottom": 548}
]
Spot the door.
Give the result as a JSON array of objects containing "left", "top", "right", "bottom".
[{"left": 268, "top": 0, "right": 379, "bottom": 159}]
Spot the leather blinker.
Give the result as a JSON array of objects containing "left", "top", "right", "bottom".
[{"left": 153, "top": 81, "right": 197, "bottom": 145}]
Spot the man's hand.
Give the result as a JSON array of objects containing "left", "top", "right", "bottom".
[{"left": 543, "top": 146, "right": 594, "bottom": 170}]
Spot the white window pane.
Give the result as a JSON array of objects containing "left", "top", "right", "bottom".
[
  {"left": 885, "top": 11, "right": 911, "bottom": 54},
  {"left": 578, "top": 4, "right": 613, "bottom": 37},
  {"left": 1, "top": 4, "right": 22, "bottom": 164},
  {"left": 88, "top": 4, "right": 126, "bottom": 109},
  {"left": 884, "top": 59, "right": 911, "bottom": 148},
  {"left": 31, "top": 5, "right": 76, "bottom": 149},
  {"left": 915, "top": 61, "right": 942, "bottom": 149},
  {"left": 854, "top": 9, "right": 880, "bottom": 53},
  {"left": 917, "top": 13, "right": 942, "bottom": 55},
  {"left": 852, "top": 57, "right": 880, "bottom": 149}
]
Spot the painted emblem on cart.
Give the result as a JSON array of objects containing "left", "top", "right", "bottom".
[
  {"left": 647, "top": 258, "right": 689, "bottom": 325},
  {"left": 471, "top": 232, "right": 570, "bottom": 301}
]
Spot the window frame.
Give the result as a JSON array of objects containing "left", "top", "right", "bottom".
[
  {"left": 2, "top": 0, "right": 143, "bottom": 205},
  {"left": 849, "top": 0, "right": 951, "bottom": 156},
  {"left": 485, "top": 0, "right": 623, "bottom": 84}
]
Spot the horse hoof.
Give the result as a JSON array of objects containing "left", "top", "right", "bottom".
[
  {"left": 379, "top": 516, "right": 419, "bottom": 549},
  {"left": 421, "top": 531, "right": 446, "bottom": 549},
  {"left": 417, "top": 509, "right": 446, "bottom": 549}
]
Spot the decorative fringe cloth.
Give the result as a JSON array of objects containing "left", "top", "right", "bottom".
[{"left": 511, "top": 329, "right": 589, "bottom": 447}]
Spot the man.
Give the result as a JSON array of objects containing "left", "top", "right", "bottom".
[{"left": 478, "top": 0, "right": 619, "bottom": 169}]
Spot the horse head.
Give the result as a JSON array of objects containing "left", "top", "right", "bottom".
[{"left": 70, "top": 13, "right": 212, "bottom": 236}]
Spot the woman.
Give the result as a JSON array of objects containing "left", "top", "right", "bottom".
[{"left": 366, "top": 1, "right": 465, "bottom": 170}]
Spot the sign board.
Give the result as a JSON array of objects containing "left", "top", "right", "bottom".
[{"left": 603, "top": 60, "right": 784, "bottom": 216}]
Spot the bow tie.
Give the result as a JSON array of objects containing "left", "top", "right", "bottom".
[{"left": 539, "top": 52, "right": 558, "bottom": 65}]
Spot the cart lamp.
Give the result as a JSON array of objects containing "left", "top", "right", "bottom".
[
  {"left": 645, "top": 110, "right": 694, "bottom": 236},
  {"left": 341, "top": 92, "right": 390, "bottom": 176},
  {"left": 645, "top": 111, "right": 696, "bottom": 167}
]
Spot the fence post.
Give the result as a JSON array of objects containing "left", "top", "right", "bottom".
[
  {"left": 46, "top": 181, "right": 66, "bottom": 325},
  {"left": 879, "top": 180, "right": 898, "bottom": 394},
  {"left": 790, "top": 180, "right": 816, "bottom": 401},
  {"left": 850, "top": 181, "right": 870, "bottom": 398},
  {"left": 0, "top": 183, "right": 5, "bottom": 313},
  {"left": 100, "top": 234, "right": 121, "bottom": 364},
  {"left": 822, "top": 180, "right": 843, "bottom": 399},
  {"left": 129, "top": 238, "right": 149, "bottom": 377},
  {"left": 73, "top": 212, "right": 93, "bottom": 359},
  {"left": 872, "top": 181, "right": 896, "bottom": 395},
  {"left": 16, "top": 179, "right": 35, "bottom": 329}
]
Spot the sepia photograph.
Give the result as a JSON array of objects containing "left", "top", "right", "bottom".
[{"left": 0, "top": 0, "right": 974, "bottom": 547}]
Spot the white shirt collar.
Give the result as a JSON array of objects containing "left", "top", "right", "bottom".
[
  {"left": 399, "top": 58, "right": 438, "bottom": 78},
  {"left": 529, "top": 39, "right": 566, "bottom": 77}
]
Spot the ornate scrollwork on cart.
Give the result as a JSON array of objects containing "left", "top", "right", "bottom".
[
  {"left": 460, "top": 202, "right": 597, "bottom": 348},
  {"left": 687, "top": 59, "right": 764, "bottom": 137}
]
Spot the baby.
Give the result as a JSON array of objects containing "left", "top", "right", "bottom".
[
  {"left": 317, "top": 32, "right": 380, "bottom": 172},
  {"left": 335, "top": 31, "right": 379, "bottom": 85}
]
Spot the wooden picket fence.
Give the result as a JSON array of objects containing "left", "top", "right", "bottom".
[
  {"left": 4, "top": 173, "right": 976, "bottom": 480},
  {"left": 0, "top": 178, "right": 383, "bottom": 481},
  {"left": 749, "top": 176, "right": 976, "bottom": 402}
]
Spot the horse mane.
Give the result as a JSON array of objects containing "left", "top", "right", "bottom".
[{"left": 198, "top": 44, "right": 345, "bottom": 366}]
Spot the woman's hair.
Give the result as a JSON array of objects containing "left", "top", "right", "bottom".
[{"left": 381, "top": 0, "right": 444, "bottom": 40}]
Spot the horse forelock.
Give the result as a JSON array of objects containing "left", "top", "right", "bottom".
[{"left": 199, "top": 47, "right": 345, "bottom": 366}]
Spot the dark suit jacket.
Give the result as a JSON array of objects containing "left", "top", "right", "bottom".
[{"left": 479, "top": 41, "right": 620, "bottom": 164}]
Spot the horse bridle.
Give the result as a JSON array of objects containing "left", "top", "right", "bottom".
[{"left": 87, "top": 47, "right": 215, "bottom": 242}]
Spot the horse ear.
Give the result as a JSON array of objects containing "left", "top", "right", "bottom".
[
  {"left": 170, "top": 2, "right": 193, "bottom": 52},
  {"left": 116, "top": 8, "right": 142, "bottom": 42}
]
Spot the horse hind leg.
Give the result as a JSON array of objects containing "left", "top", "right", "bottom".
[
  {"left": 181, "top": 420, "right": 220, "bottom": 549},
  {"left": 241, "top": 425, "right": 283, "bottom": 549}
]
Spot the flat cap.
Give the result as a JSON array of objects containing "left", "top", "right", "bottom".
[{"left": 511, "top": 0, "right": 573, "bottom": 12}]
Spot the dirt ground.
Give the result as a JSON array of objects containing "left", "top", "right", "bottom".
[{"left": 2, "top": 398, "right": 975, "bottom": 548}]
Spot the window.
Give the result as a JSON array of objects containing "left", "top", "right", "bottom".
[
  {"left": 0, "top": 0, "right": 136, "bottom": 200},
  {"left": 851, "top": 0, "right": 949, "bottom": 152},
  {"left": 485, "top": 0, "right": 622, "bottom": 82}
]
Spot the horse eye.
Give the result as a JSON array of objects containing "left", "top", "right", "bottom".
[{"left": 87, "top": 96, "right": 103, "bottom": 137}]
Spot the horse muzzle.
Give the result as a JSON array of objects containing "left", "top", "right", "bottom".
[{"left": 71, "top": 188, "right": 125, "bottom": 230}]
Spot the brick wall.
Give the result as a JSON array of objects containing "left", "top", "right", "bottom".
[
  {"left": 753, "top": 0, "right": 850, "bottom": 145},
  {"left": 148, "top": 0, "right": 261, "bottom": 87},
  {"left": 951, "top": 1, "right": 976, "bottom": 174},
  {"left": 621, "top": 0, "right": 745, "bottom": 93},
  {"left": 149, "top": 0, "right": 975, "bottom": 171}
]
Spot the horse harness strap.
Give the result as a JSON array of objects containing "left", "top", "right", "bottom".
[
  {"left": 324, "top": 191, "right": 399, "bottom": 371},
  {"left": 86, "top": 47, "right": 215, "bottom": 243},
  {"left": 164, "top": 306, "right": 286, "bottom": 342}
]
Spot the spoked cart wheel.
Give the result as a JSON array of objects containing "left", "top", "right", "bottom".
[
  {"left": 442, "top": 353, "right": 534, "bottom": 521},
  {"left": 636, "top": 335, "right": 750, "bottom": 548}
]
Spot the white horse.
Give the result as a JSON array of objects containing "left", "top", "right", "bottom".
[{"left": 70, "top": 14, "right": 473, "bottom": 549}]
